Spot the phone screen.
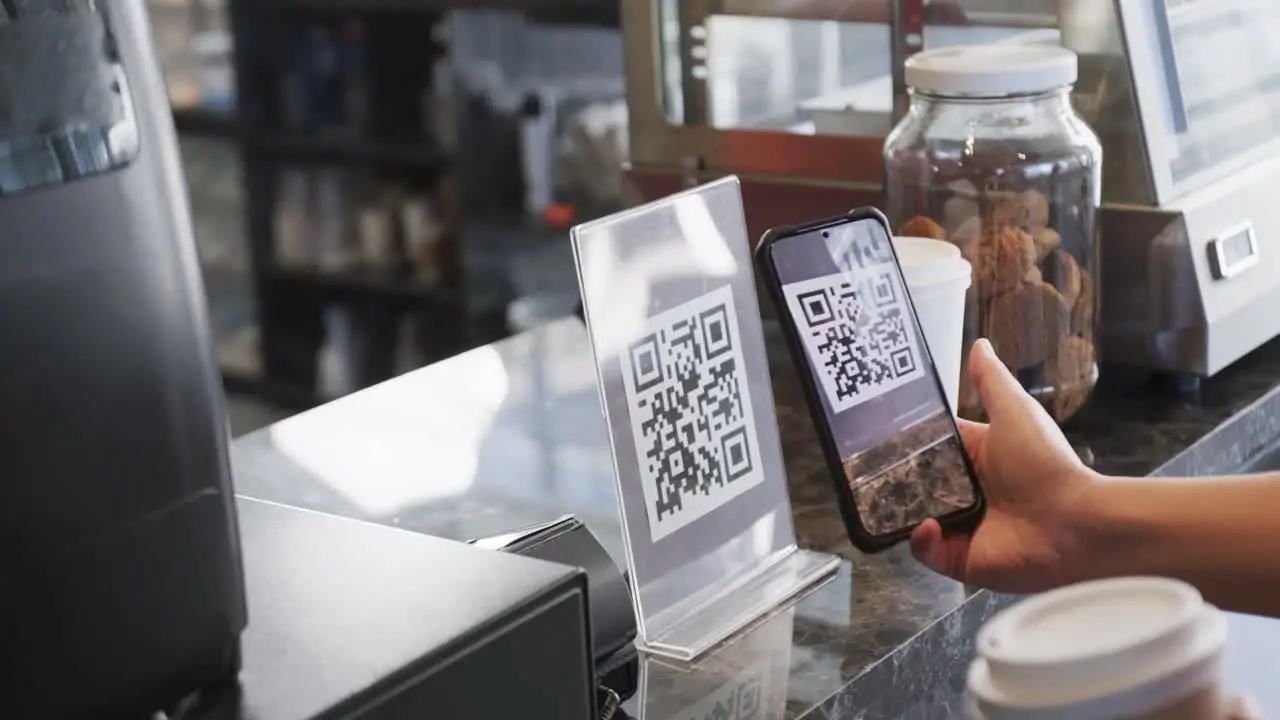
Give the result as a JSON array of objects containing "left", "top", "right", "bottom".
[{"left": 765, "top": 215, "right": 979, "bottom": 538}]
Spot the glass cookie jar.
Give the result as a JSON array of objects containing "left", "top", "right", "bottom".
[{"left": 883, "top": 44, "right": 1102, "bottom": 423}]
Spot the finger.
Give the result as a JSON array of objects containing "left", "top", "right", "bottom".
[
  {"left": 969, "top": 339, "right": 1030, "bottom": 422},
  {"left": 910, "top": 519, "right": 972, "bottom": 582},
  {"left": 909, "top": 520, "right": 943, "bottom": 571},
  {"left": 954, "top": 418, "right": 987, "bottom": 455}
]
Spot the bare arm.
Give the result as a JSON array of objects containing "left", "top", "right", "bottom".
[
  {"left": 1079, "top": 473, "right": 1280, "bottom": 617},
  {"left": 911, "top": 340, "right": 1280, "bottom": 619}
]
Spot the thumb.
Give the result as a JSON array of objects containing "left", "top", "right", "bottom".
[
  {"left": 910, "top": 518, "right": 972, "bottom": 583},
  {"left": 1227, "top": 696, "right": 1264, "bottom": 720},
  {"left": 969, "top": 339, "right": 1029, "bottom": 421}
]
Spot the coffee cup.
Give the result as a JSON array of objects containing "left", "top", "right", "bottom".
[
  {"left": 968, "top": 577, "right": 1232, "bottom": 719},
  {"left": 893, "top": 236, "right": 971, "bottom": 415}
]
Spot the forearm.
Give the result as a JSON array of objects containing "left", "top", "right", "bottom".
[{"left": 1076, "top": 472, "right": 1280, "bottom": 617}]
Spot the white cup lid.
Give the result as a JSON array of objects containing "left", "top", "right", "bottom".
[
  {"left": 893, "top": 236, "right": 971, "bottom": 289},
  {"left": 905, "top": 44, "right": 1078, "bottom": 96},
  {"left": 969, "top": 578, "right": 1228, "bottom": 718}
]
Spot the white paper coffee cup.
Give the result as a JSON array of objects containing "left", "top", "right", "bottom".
[
  {"left": 968, "top": 577, "right": 1230, "bottom": 719},
  {"left": 894, "top": 236, "right": 971, "bottom": 416}
]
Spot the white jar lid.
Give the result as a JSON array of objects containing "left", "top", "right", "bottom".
[{"left": 904, "top": 44, "right": 1078, "bottom": 96}]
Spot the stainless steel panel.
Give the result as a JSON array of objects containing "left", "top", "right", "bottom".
[
  {"left": 1176, "top": 158, "right": 1280, "bottom": 375},
  {"left": 1099, "top": 154, "right": 1280, "bottom": 376},
  {"left": 1097, "top": 206, "right": 1207, "bottom": 373}
]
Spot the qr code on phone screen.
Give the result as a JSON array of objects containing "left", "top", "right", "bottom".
[
  {"left": 782, "top": 264, "right": 925, "bottom": 413},
  {"left": 620, "top": 284, "right": 764, "bottom": 542}
]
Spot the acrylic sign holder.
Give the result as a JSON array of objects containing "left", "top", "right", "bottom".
[
  {"left": 638, "top": 604, "right": 796, "bottom": 718},
  {"left": 570, "top": 176, "right": 839, "bottom": 661}
]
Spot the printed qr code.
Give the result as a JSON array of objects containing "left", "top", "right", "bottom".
[
  {"left": 620, "top": 284, "right": 764, "bottom": 542},
  {"left": 781, "top": 264, "right": 925, "bottom": 413}
]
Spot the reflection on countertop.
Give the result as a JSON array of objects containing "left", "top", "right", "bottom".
[
  {"left": 232, "top": 318, "right": 621, "bottom": 556},
  {"left": 231, "top": 317, "right": 1280, "bottom": 718},
  {"left": 231, "top": 317, "right": 968, "bottom": 718}
]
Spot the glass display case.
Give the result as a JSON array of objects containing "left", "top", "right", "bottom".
[
  {"left": 624, "top": 0, "right": 1060, "bottom": 185},
  {"left": 624, "top": 0, "right": 1280, "bottom": 381}
]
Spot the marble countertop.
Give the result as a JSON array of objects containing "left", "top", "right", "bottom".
[
  {"left": 794, "top": 333, "right": 1280, "bottom": 719},
  {"left": 230, "top": 317, "right": 1280, "bottom": 719}
]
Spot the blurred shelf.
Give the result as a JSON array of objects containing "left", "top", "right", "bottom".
[
  {"left": 248, "top": 132, "right": 449, "bottom": 170},
  {"left": 264, "top": 265, "right": 466, "bottom": 308},
  {"left": 173, "top": 107, "right": 241, "bottom": 139},
  {"left": 272, "top": 0, "right": 619, "bottom": 25}
]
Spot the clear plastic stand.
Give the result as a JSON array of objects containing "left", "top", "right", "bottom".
[
  {"left": 571, "top": 176, "right": 839, "bottom": 661},
  {"left": 638, "top": 604, "right": 796, "bottom": 718}
]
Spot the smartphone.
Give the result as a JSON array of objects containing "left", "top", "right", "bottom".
[{"left": 755, "top": 208, "right": 984, "bottom": 553}]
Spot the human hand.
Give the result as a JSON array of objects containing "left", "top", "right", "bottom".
[
  {"left": 910, "top": 339, "right": 1099, "bottom": 593},
  {"left": 1227, "top": 696, "right": 1264, "bottom": 720}
]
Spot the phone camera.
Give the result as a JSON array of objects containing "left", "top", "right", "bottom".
[{"left": 822, "top": 231, "right": 830, "bottom": 238}]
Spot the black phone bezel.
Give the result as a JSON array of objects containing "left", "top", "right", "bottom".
[{"left": 754, "top": 207, "right": 985, "bottom": 554}]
